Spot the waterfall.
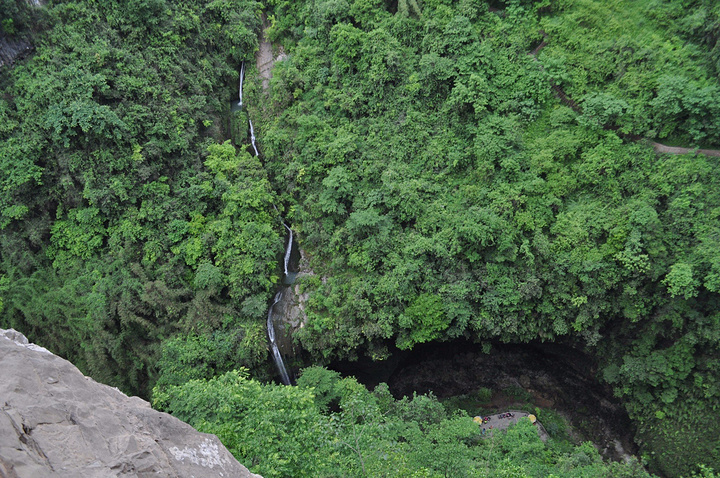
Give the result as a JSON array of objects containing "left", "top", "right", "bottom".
[
  {"left": 238, "top": 61, "right": 245, "bottom": 107},
  {"left": 237, "top": 60, "right": 258, "bottom": 157},
  {"left": 249, "top": 118, "right": 259, "bottom": 157},
  {"left": 266, "top": 223, "right": 295, "bottom": 385},
  {"left": 266, "top": 221, "right": 297, "bottom": 384},
  {"left": 237, "top": 63, "right": 291, "bottom": 384},
  {"left": 282, "top": 222, "right": 293, "bottom": 277},
  {"left": 267, "top": 291, "right": 291, "bottom": 385},
  {"left": 235, "top": 61, "right": 258, "bottom": 157}
]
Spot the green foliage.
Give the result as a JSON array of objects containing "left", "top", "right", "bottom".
[
  {"left": 502, "top": 386, "right": 533, "bottom": 403},
  {"left": 1, "top": 0, "right": 719, "bottom": 474},
  {"left": 476, "top": 387, "right": 493, "bottom": 404},
  {"left": 692, "top": 465, "right": 720, "bottom": 478},
  {"left": 157, "top": 367, "right": 656, "bottom": 478},
  {"left": 256, "top": 0, "right": 720, "bottom": 474},
  {"left": 663, "top": 262, "right": 698, "bottom": 299},
  {"left": 0, "top": 274, "right": 8, "bottom": 315},
  {"left": 0, "top": 0, "right": 46, "bottom": 36},
  {"left": 297, "top": 365, "right": 344, "bottom": 411},
  {"left": 540, "top": 0, "right": 720, "bottom": 144},
  {"left": 398, "top": 293, "right": 450, "bottom": 349},
  {"left": 153, "top": 324, "right": 268, "bottom": 391},
  {"left": 0, "top": 0, "right": 272, "bottom": 397},
  {"left": 632, "top": 400, "right": 720, "bottom": 478},
  {"left": 153, "top": 370, "right": 326, "bottom": 478}
]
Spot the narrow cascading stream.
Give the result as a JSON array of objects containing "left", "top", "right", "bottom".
[
  {"left": 282, "top": 222, "right": 292, "bottom": 277},
  {"left": 237, "top": 60, "right": 293, "bottom": 384},
  {"left": 238, "top": 61, "right": 245, "bottom": 107},
  {"left": 235, "top": 60, "right": 258, "bottom": 157},
  {"left": 267, "top": 290, "right": 292, "bottom": 385},
  {"left": 266, "top": 222, "right": 296, "bottom": 385},
  {"left": 249, "top": 118, "right": 259, "bottom": 157}
]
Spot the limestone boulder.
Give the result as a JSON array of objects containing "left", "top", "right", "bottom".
[{"left": 0, "top": 328, "right": 261, "bottom": 478}]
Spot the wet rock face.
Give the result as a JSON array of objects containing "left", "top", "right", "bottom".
[
  {"left": 274, "top": 283, "right": 309, "bottom": 330},
  {"left": 272, "top": 245, "right": 311, "bottom": 356},
  {"left": 0, "top": 35, "right": 33, "bottom": 69},
  {"left": 0, "top": 329, "right": 261, "bottom": 478}
]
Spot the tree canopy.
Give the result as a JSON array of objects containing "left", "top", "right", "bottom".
[
  {"left": 154, "top": 366, "right": 654, "bottom": 478},
  {"left": 2, "top": 0, "right": 720, "bottom": 476}
]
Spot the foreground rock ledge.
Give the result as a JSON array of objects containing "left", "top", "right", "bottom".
[{"left": 0, "top": 328, "right": 261, "bottom": 478}]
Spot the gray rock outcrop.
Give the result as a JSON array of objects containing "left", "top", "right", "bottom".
[
  {"left": 0, "top": 328, "right": 261, "bottom": 478},
  {"left": 0, "top": 36, "right": 33, "bottom": 69}
]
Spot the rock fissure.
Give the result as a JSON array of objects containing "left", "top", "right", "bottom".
[{"left": 1, "top": 406, "right": 53, "bottom": 470}]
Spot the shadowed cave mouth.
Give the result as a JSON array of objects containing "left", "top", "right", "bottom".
[{"left": 328, "top": 339, "right": 638, "bottom": 462}]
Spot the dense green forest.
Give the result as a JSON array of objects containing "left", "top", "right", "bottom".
[
  {"left": 155, "top": 365, "right": 661, "bottom": 478},
  {"left": 2, "top": 0, "right": 720, "bottom": 476},
  {"left": 1, "top": 0, "right": 279, "bottom": 393}
]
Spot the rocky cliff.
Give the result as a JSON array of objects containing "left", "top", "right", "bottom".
[
  {"left": 0, "top": 328, "right": 261, "bottom": 478},
  {"left": 0, "top": 35, "right": 33, "bottom": 69}
]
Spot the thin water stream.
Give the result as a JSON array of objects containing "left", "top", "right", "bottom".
[
  {"left": 235, "top": 60, "right": 259, "bottom": 157},
  {"left": 267, "top": 290, "right": 291, "bottom": 385},
  {"left": 238, "top": 61, "right": 245, "bottom": 108},
  {"left": 266, "top": 223, "right": 297, "bottom": 384},
  {"left": 235, "top": 61, "right": 292, "bottom": 383},
  {"left": 249, "top": 118, "right": 259, "bottom": 157}
]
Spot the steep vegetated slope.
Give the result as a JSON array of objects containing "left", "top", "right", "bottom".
[
  {"left": 0, "top": 0, "right": 280, "bottom": 396},
  {"left": 1, "top": 0, "right": 720, "bottom": 476},
  {"left": 256, "top": 0, "right": 720, "bottom": 475}
]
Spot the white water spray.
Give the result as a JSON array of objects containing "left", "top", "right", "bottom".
[
  {"left": 282, "top": 222, "right": 293, "bottom": 277},
  {"left": 249, "top": 118, "right": 259, "bottom": 156},
  {"left": 267, "top": 291, "right": 291, "bottom": 385},
  {"left": 238, "top": 61, "right": 245, "bottom": 107}
]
